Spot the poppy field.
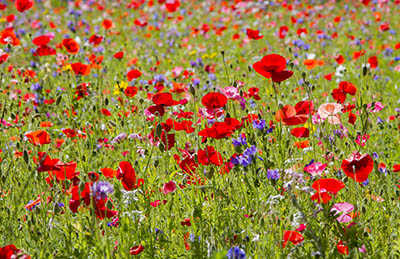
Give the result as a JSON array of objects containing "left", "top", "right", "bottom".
[{"left": 2, "top": 0, "right": 400, "bottom": 258}]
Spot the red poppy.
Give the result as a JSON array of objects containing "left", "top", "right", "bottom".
[
  {"left": 32, "top": 35, "right": 52, "bottom": 46},
  {"left": 295, "top": 100, "right": 314, "bottom": 115},
  {"left": 165, "top": 119, "right": 195, "bottom": 133},
  {"left": 0, "top": 28, "right": 20, "bottom": 46},
  {"left": 198, "top": 146, "right": 223, "bottom": 166},
  {"left": 100, "top": 167, "right": 117, "bottom": 178},
  {"left": 124, "top": 86, "right": 138, "bottom": 98},
  {"left": 102, "top": 19, "right": 113, "bottom": 30},
  {"left": 36, "top": 152, "right": 60, "bottom": 172},
  {"left": 368, "top": 56, "right": 378, "bottom": 69},
  {"left": 89, "top": 34, "right": 103, "bottom": 46},
  {"left": 117, "top": 161, "right": 144, "bottom": 191},
  {"left": 101, "top": 108, "right": 112, "bottom": 116},
  {"left": 393, "top": 164, "right": 400, "bottom": 172},
  {"left": 130, "top": 244, "right": 144, "bottom": 255},
  {"left": 337, "top": 241, "right": 349, "bottom": 255},
  {"left": 15, "top": 0, "right": 34, "bottom": 12},
  {"left": 201, "top": 92, "right": 227, "bottom": 109},
  {"left": 275, "top": 105, "right": 308, "bottom": 126},
  {"left": 290, "top": 127, "right": 309, "bottom": 138},
  {"left": 198, "top": 117, "right": 241, "bottom": 139},
  {"left": 248, "top": 87, "right": 261, "bottom": 100},
  {"left": 279, "top": 25, "right": 289, "bottom": 39},
  {"left": 71, "top": 62, "right": 91, "bottom": 76},
  {"left": 33, "top": 45, "right": 56, "bottom": 56},
  {"left": 335, "top": 55, "right": 345, "bottom": 64},
  {"left": 113, "top": 51, "right": 124, "bottom": 59},
  {"left": 253, "top": 54, "right": 293, "bottom": 83},
  {"left": 0, "top": 244, "right": 30, "bottom": 259},
  {"left": 94, "top": 198, "right": 118, "bottom": 219},
  {"left": 165, "top": 0, "right": 180, "bottom": 12},
  {"left": 75, "top": 83, "right": 89, "bottom": 100},
  {"left": 25, "top": 130, "right": 51, "bottom": 145},
  {"left": 153, "top": 92, "right": 179, "bottom": 106},
  {"left": 148, "top": 105, "right": 165, "bottom": 116},
  {"left": 311, "top": 178, "right": 345, "bottom": 204},
  {"left": 62, "top": 38, "right": 80, "bottom": 54},
  {"left": 283, "top": 231, "right": 304, "bottom": 248},
  {"left": 246, "top": 28, "right": 263, "bottom": 40},
  {"left": 332, "top": 81, "right": 357, "bottom": 103},
  {"left": 51, "top": 161, "right": 78, "bottom": 181},
  {"left": 127, "top": 69, "right": 142, "bottom": 81},
  {"left": 0, "top": 53, "right": 9, "bottom": 64},
  {"left": 62, "top": 128, "right": 77, "bottom": 138},
  {"left": 341, "top": 152, "right": 373, "bottom": 182}
]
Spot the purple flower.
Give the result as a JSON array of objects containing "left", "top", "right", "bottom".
[
  {"left": 267, "top": 169, "right": 280, "bottom": 180},
  {"left": 227, "top": 246, "right": 246, "bottom": 259},
  {"left": 92, "top": 181, "right": 114, "bottom": 200},
  {"left": 252, "top": 119, "right": 266, "bottom": 130},
  {"left": 232, "top": 134, "right": 247, "bottom": 146}
]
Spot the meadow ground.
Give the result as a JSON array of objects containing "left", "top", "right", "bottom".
[{"left": 1, "top": 0, "right": 400, "bottom": 258}]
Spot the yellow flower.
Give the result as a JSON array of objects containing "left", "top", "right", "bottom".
[{"left": 113, "top": 81, "right": 128, "bottom": 95}]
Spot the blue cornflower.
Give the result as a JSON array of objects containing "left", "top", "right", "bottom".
[
  {"left": 227, "top": 246, "right": 246, "bottom": 259},
  {"left": 232, "top": 134, "right": 247, "bottom": 146},
  {"left": 267, "top": 169, "right": 280, "bottom": 180},
  {"left": 252, "top": 119, "right": 266, "bottom": 130},
  {"left": 92, "top": 181, "right": 114, "bottom": 200}
]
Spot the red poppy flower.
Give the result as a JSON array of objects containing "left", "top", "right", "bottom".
[
  {"left": 62, "top": 38, "right": 80, "bottom": 54},
  {"left": 51, "top": 161, "right": 78, "bottom": 181},
  {"left": 201, "top": 92, "right": 227, "bottom": 109},
  {"left": 198, "top": 117, "right": 241, "bottom": 139},
  {"left": 130, "top": 244, "right": 144, "bottom": 255},
  {"left": 248, "top": 87, "right": 261, "bottom": 100},
  {"left": 127, "top": 69, "right": 142, "bottom": 81},
  {"left": 117, "top": 161, "right": 144, "bottom": 191},
  {"left": 0, "top": 244, "right": 30, "bottom": 258},
  {"left": 152, "top": 92, "right": 179, "bottom": 106},
  {"left": 33, "top": 45, "right": 56, "bottom": 56},
  {"left": 94, "top": 197, "right": 118, "bottom": 219},
  {"left": 279, "top": 25, "right": 289, "bottom": 39},
  {"left": 283, "top": 231, "right": 304, "bottom": 248},
  {"left": 337, "top": 241, "right": 349, "bottom": 255},
  {"left": 393, "top": 164, "right": 400, "bottom": 172},
  {"left": 165, "top": 0, "right": 180, "bottom": 12},
  {"left": 36, "top": 152, "right": 60, "bottom": 172},
  {"left": 148, "top": 105, "right": 165, "bottom": 116},
  {"left": 0, "top": 28, "right": 20, "bottom": 46},
  {"left": 198, "top": 146, "right": 223, "bottom": 166},
  {"left": 102, "top": 19, "right": 113, "bottom": 30},
  {"left": 0, "top": 53, "right": 9, "bottom": 64},
  {"left": 32, "top": 35, "right": 52, "bottom": 46},
  {"left": 71, "top": 62, "right": 91, "bottom": 76},
  {"left": 26, "top": 130, "right": 51, "bottom": 145},
  {"left": 275, "top": 105, "right": 308, "bottom": 126},
  {"left": 368, "top": 56, "right": 378, "bottom": 69},
  {"left": 15, "top": 0, "right": 34, "bottom": 12},
  {"left": 335, "top": 55, "right": 345, "bottom": 64},
  {"left": 100, "top": 167, "right": 117, "bottom": 178},
  {"left": 311, "top": 178, "right": 345, "bottom": 204},
  {"left": 246, "top": 28, "right": 263, "bottom": 40},
  {"left": 253, "top": 54, "right": 293, "bottom": 83},
  {"left": 101, "top": 108, "right": 112, "bottom": 116},
  {"left": 332, "top": 81, "right": 357, "bottom": 103},
  {"left": 341, "top": 152, "right": 373, "bottom": 182},
  {"left": 290, "top": 127, "right": 309, "bottom": 138},
  {"left": 165, "top": 118, "right": 194, "bottom": 133},
  {"left": 89, "top": 34, "right": 103, "bottom": 46},
  {"left": 295, "top": 100, "right": 314, "bottom": 115},
  {"left": 124, "top": 86, "right": 138, "bottom": 98},
  {"left": 113, "top": 51, "right": 124, "bottom": 59}
]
